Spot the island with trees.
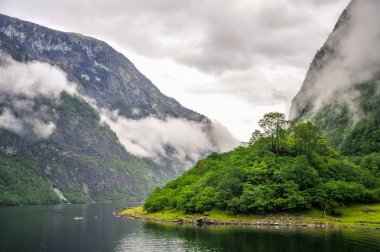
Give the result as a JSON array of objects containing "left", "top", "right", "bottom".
[{"left": 117, "top": 112, "right": 380, "bottom": 228}]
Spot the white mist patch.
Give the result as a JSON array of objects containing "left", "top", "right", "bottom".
[
  {"left": 208, "top": 120, "right": 240, "bottom": 151},
  {"left": 0, "top": 55, "right": 77, "bottom": 138},
  {"left": 100, "top": 109, "right": 239, "bottom": 164},
  {"left": 0, "top": 56, "right": 77, "bottom": 98},
  {"left": 0, "top": 54, "right": 239, "bottom": 164},
  {"left": 292, "top": 0, "right": 380, "bottom": 119},
  {"left": 0, "top": 105, "right": 58, "bottom": 139},
  {"left": 0, "top": 108, "right": 24, "bottom": 134}
]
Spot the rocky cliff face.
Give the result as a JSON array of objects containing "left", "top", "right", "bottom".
[
  {"left": 0, "top": 14, "right": 237, "bottom": 205},
  {"left": 289, "top": 1, "right": 353, "bottom": 119},
  {"left": 289, "top": 0, "right": 380, "bottom": 155},
  {"left": 0, "top": 13, "right": 205, "bottom": 121}
]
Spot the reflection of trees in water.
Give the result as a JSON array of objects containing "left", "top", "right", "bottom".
[
  {"left": 2, "top": 204, "right": 380, "bottom": 252},
  {"left": 141, "top": 222, "right": 380, "bottom": 252},
  {"left": 115, "top": 222, "right": 202, "bottom": 252}
]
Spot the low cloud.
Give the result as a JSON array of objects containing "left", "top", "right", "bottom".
[
  {"left": 0, "top": 108, "right": 24, "bottom": 134},
  {"left": 291, "top": 0, "right": 380, "bottom": 119},
  {"left": 100, "top": 108, "right": 239, "bottom": 165},
  {"left": 0, "top": 0, "right": 351, "bottom": 140},
  {"left": 0, "top": 105, "right": 57, "bottom": 139},
  {"left": 0, "top": 54, "right": 238, "bottom": 163},
  {"left": 0, "top": 54, "right": 77, "bottom": 138},
  {"left": 208, "top": 120, "right": 240, "bottom": 151},
  {"left": 0, "top": 55, "right": 77, "bottom": 98}
]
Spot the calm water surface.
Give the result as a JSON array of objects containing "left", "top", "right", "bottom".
[{"left": 0, "top": 203, "right": 379, "bottom": 252}]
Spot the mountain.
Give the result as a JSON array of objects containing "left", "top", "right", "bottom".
[
  {"left": 0, "top": 14, "right": 237, "bottom": 205},
  {"left": 290, "top": 0, "right": 380, "bottom": 155}
]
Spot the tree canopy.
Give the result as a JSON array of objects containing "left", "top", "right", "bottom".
[{"left": 144, "top": 112, "right": 380, "bottom": 216}]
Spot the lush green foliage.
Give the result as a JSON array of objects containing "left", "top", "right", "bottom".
[
  {"left": 311, "top": 82, "right": 380, "bottom": 156},
  {"left": 342, "top": 83, "right": 380, "bottom": 155},
  {"left": 58, "top": 92, "right": 100, "bottom": 120},
  {"left": 144, "top": 113, "right": 380, "bottom": 215},
  {"left": 53, "top": 93, "right": 162, "bottom": 202},
  {"left": 0, "top": 132, "right": 60, "bottom": 206},
  {"left": 0, "top": 92, "right": 164, "bottom": 206}
]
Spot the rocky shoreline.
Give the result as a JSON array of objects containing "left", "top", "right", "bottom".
[
  {"left": 114, "top": 204, "right": 380, "bottom": 230},
  {"left": 114, "top": 211, "right": 335, "bottom": 228}
]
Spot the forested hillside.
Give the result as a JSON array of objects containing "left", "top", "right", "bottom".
[{"left": 144, "top": 113, "right": 380, "bottom": 216}]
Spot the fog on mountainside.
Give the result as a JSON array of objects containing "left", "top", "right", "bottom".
[
  {"left": 0, "top": 13, "right": 238, "bottom": 204},
  {"left": 290, "top": 0, "right": 380, "bottom": 120}
]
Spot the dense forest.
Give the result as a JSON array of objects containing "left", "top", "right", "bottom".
[
  {"left": 312, "top": 82, "right": 380, "bottom": 156},
  {"left": 144, "top": 112, "right": 380, "bottom": 216},
  {"left": 0, "top": 131, "right": 61, "bottom": 206}
]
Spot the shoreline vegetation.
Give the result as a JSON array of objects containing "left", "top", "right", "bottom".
[
  {"left": 136, "top": 113, "right": 380, "bottom": 231},
  {"left": 114, "top": 113, "right": 380, "bottom": 230},
  {"left": 115, "top": 204, "right": 380, "bottom": 229}
]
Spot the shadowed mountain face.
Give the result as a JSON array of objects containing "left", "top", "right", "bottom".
[
  {"left": 290, "top": 0, "right": 380, "bottom": 155},
  {"left": 0, "top": 14, "right": 237, "bottom": 205}
]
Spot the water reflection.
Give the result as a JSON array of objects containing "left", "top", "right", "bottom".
[
  {"left": 0, "top": 204, "right": 379, "bottom": 252},
  {"left": 129, "top": 222, "right": 380, "bottom": 252}
]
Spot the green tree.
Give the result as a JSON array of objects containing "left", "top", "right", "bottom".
[
  {"left": 249, "top": 130, "right": 264, "bottom": 145},
  {"left": 143, "top": 112, "right": 380, "bottom": 216},
  {"left": 258, "top": 112, "right": 288, "bottom": 153},
  {"left": 194, "top": 187, "right": 217, "bottom": 213},
  {"left": 291, "top": 122, "right": 320, "bottom": 156},
  {"left": 239, "top": 184, "right": 274, "bottom": 213}
]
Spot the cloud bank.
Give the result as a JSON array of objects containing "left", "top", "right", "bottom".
[
  {"left": 0, "top": 54, "right": 238, "bottom": 163},
  {"left": 291, "top": 0, "right": 380, "bottom": 119},
  {"left": 0, "top": 56, "right": 77, "bottom": 98},
  {"left": 100, "top": 109, "right": 239, "bottom": 165},
  {"left": 0, "top": 54, "right": 77, "bottom": 139},
  {"left": 0, "top": 0, "right": 350, "bottom": 140}
]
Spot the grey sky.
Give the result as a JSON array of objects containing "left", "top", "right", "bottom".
[{"left": 0, "top": 0, "right": 350, "bottom": 140}]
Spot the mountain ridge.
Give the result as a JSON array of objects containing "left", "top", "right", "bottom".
[
  {"left": 0, "top": 13, "right": 237, "bottom": 205},
  {"left": 289, "top": 0, "right": 380, "bottom": 155},
  {"left": 0, "top": 13, "right": 205, "bottom": 121}
]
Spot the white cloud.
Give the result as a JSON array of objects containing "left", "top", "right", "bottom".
[
  {"left": 0, "top": 55, "right": 77, "bottom": 98},
  {"left": 100, "top": 109, "right": 239, "bottom": 165},
  {"left": 0, "top": 0, "right": 350, "bottom": 140},
  {"left": 0, "top": 55, "right": 77, "bottom": 138},
  {"left": 0, "top": 108, "right": 24, "bottom": 134},
  {"left": 291, "top": 0, "right": 380, "bottom": 119},
  {"left": 0, "top": 54, "right": 238, "bottom": 164},
  {"left": 27, "top": 118, "right": 56, "bottom": 139}
]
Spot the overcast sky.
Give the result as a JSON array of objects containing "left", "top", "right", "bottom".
[{"left": 0, "top": 0, "right": 350, "bottom": 141}]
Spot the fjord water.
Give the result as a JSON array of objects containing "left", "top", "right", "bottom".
[{"left": 0, "top": 203, "right": 379, "bottom": 252}]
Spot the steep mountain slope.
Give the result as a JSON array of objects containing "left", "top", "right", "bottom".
[
  {"left": 0, "top": 14, "right": 203, "bottom": 121},
  {"left": 0, "top": 14, "right": 237, "bottom": 205},
  {"left": 290, "top": 0, "right": 380, "bottom": 155}
]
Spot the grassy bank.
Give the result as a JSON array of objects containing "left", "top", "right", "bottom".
[{"left": 117, "top": 204, "right": 380, "bottom": 229}]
